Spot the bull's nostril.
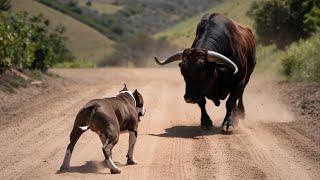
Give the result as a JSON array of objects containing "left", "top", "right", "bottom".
[
  {"left": 184, "top": 96, "right": 198, "bottom": 104},
  {"left": 184, "top": 97, "right": 191, "bottom": 103}
]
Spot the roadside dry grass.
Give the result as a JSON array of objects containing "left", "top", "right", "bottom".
[{"left": 11, "top": 0, "right": 115, "bottom": 63}]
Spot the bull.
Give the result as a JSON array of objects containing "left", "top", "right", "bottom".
[{"left": 155, "top": 13, "right": 256, "bottom": 132}]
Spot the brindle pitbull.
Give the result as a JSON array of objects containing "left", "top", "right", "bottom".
[{"left": 60, "top": 84, "right": 146, "bottom": 174}]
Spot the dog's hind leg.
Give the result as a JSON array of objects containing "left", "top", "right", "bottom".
[
  {"left": 126, "top": 131, "right": 137, "bottom": 165},
  {"left": 60, "top": 127, "right": 85, "bottom": 171},
  {"left": 102, "top": 138, "right": 121, "bottom": 174},
  {"left": 98, "top": 133, "right": 111, "bottom": 160}
]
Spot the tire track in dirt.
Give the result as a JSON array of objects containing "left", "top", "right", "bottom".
[
  {"left": 147, "top": 83, "right": 187, "bottom": 180},
  {"left": 240, "top": 123, "right": 319, "bottom": 180}
]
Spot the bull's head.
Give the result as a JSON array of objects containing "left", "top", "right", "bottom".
[{"left": 154, "top": 48, "right": 238, "bottom": 104}]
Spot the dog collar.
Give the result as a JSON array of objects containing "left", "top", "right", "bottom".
[{"left": 119, "top": 91, "right": 136, "bottom": 106}]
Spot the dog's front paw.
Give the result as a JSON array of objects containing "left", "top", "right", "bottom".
[
  {"left": 127, "top": 158, "right": 138, "bottom": 165},
  {"left": 110, "top": 168, "right": 121, "bottom": 174}
]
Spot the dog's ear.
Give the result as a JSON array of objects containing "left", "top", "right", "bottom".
[
  {"left": 120, "top": 83, "right": 128, "bottom": 92},
  {"left": 133, "top": 89, "right": 138, "bottom": 97},
  {"left": 133, "top": 89, "right": 143, "bottom": 107}
]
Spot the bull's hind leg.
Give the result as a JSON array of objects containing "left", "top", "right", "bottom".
[
  {"left": 198, "top": 97, "right": 213, "bottom": 129},
  {"left": 237, "top": 93, "right": 245, "bottom": 119},
  {"left": 102, "top": 135, "right": 121, "bottom": 174},
  {"left": 60, "top": 127, "right": 85, "bottom": 171}
]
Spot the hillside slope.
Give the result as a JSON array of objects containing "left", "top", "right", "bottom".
[
  {"left": 11, "top": 0, "right": 114, "bottom": 63},
  {"left": 36, "top": 0, "right": 222, "bottom": 40},
  {"left": 155, "top": 0, "right": 254, "bottom": 48}
]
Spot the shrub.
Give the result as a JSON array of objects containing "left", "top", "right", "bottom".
[
  {"left": 281, "top": 31, "right": 320, "bottom": 82},
  {"left": 0, "top": 12, "right": 74, "bottom": 73},
  {"left": 85, "top": 1, "right": 92, "bottom": 7}
]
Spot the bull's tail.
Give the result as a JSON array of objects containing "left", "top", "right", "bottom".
[{"left": 77, "top": 105, "right": 97, "bottom": 131}]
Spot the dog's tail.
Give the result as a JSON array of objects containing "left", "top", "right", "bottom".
[{"left": 78, "top": 105, "right": 97, "bottom": 131}]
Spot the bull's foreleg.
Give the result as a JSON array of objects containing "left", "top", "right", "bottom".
[
  {"left": 198, "top": 97, "right": 213, "bottom": 129},
  {"left": 222, "top": 85, "right": 244, "bottom": 132}
]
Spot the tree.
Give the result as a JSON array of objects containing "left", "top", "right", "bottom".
[
  {"left": 248, "top": 0, "right": 320, "bottom": 47},
  {"left": 0, "top": 0, "right": 10, "bottom": 10}
]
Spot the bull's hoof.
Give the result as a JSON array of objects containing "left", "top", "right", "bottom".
[
  {"left": 110, "top": 168, "right": 121, "bottom": 174},
  {"left": 201, "top": 120, "right": 213, "bottom": 129},
  {"left": 127, "top": 158, "right": 138, "bottom": 165}
]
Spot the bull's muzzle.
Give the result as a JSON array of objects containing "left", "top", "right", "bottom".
[{"left": 184, "top": 96, "right": 198, "bottom": 104}]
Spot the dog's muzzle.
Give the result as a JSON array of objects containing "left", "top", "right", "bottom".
[{"left": 136, "top": 106, "right": 146, "bottom": 116}]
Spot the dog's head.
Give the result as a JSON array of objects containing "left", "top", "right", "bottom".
[
  {"left": 120, "top": 84, "right": 146, "bottom": 118},
  {"left": 133, "top": 89, "right": 146, "bottom": 117}
]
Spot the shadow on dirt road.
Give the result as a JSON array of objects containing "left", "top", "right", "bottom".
[{"left": 149, "top": 125, "right": 225, "bottom": 139}]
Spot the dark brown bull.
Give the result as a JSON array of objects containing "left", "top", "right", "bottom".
[{"left": 155, "top": 13, "right": 256, "bottom": 132}]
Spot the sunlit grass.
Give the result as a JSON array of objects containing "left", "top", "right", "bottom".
[
  {"left": 78, "top": 0, "right": 123, "bottom": 14},
  {"left": 154, "top": 0, "right": 254, "bottom": 48}
]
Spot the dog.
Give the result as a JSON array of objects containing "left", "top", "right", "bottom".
[{"left": 60, "top": 84, "right": 146, "bottom": 174}]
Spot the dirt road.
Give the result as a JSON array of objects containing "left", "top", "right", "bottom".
[{"left": 0, "top": 68, "right": 319, "bottom": 180}]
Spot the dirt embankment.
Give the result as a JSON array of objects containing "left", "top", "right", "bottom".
[{"left": 0, "top": 68, "right": 319, "bottom": 180}]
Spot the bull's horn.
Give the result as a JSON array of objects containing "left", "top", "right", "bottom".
[
  {"left": 154, "top": 51, "right": 183, "bottom": 65},
  {"left": 207, "top": 51, "right": 239, "bottom": 74}
]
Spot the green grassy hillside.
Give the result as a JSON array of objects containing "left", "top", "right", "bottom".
[
  {"left": 36, "top": 0, "right": 221, "bottom": 41},
  {"left": 11, "top": 0, "right": 115, "bottom": 63},
  {"left": 155, "top": 0, "right": 254, "bottom": 48},
  {"left": 78, "top": 0, "right": 123, "bottom": 14}
]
